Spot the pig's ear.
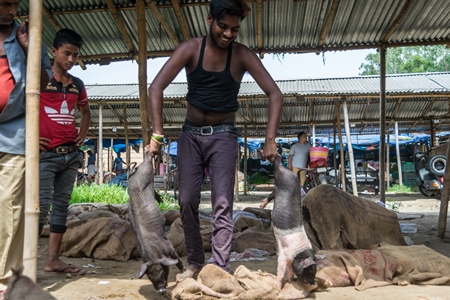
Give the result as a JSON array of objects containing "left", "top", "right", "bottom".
[
  {"left": 301, "top": 257, "right": 316, "bottom": 268},
  {"left": 136, "top": 263, "right": 149, "bottom": 279},
  {"left": 315, "top": 254, "right": 326, "bottom": 260},
  {"left": 158, "top": 258, "right": 179, "bottom": 266}
]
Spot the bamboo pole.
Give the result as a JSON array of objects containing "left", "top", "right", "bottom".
[
  {"left": 343, "top": 98, "right": 358, "bottom": 196},
  {"left": 244, "top": 124, "right": 248, "bottom": 195},
  {"left": 109, "top": 138, "right": 114, "bottom": 182},
  {"left": 379, "top": 44, "right": 387, "bottom": 203},
  {"left": 123, "top": 104, "right": 130, "bottom": 165},
  {"left": 235, "top": 145, "right": 240, "bottom": 202},
  {"left": 23, "top": 0, "right": 43, "bottom": 281},
  {"left": 386, "top": 134, "right": 390, "bottom": 189},
  {"left": 395, "top": 122, "right": 403, "bottom": 188},
  {"left": 312, "top": 124, "right": 316, "bottom": 146},
  {"left": 335, "top": 98, "right": 346, "bottom": 191},
  {"left": 98, "top": 103, "right": 103, "bottom": 184},
  {"left": 333, "top": 122, "right": 338, "bottom": 188},
  {"left": 136, "top": 0, "right": 151, "bottom": 147},
  {"left": 437, "top": 98, "right": 450, "bottom": 237}
]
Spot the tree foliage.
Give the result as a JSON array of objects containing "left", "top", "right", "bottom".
[{"left": 359, "top": 45, "right": 450, "bottom": 75}]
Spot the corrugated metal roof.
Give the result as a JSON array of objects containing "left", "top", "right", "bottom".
[
  {"left": 85, "top": 72, "right": 450, "bottom": 100},
  {"left": 78, "top": 72, "right": 450, "bottom": 139},
  {"left": 17, "top": 0, "right": 450, "bottom": 65}
]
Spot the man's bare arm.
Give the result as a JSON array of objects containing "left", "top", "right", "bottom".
[{"left": 241, "top": 47, "right": 283, "bottom": 162}]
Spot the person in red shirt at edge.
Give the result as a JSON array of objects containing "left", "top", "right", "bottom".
[
  {"left": 38, "top": 28, "right": 91, "bottom": 276},
  {"left": 147, "top": 0, "right": 283, "bottom": 282},
  {"left": 0, "top": 1, "right": 52, "bottom": 296}
]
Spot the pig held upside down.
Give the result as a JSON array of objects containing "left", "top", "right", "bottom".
[
  {"left": 127, "top": 150, "right": 184, "bottom": 295},
  {"left": 271, "top": 154, "right": 317, "bottom": 290}
]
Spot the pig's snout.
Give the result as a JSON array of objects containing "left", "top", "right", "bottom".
[
  {"left": 156, "top": 287, "right": 167, "bottom": 295},
  {"left": 299, "top": 276, "right": 317, "bottom": 286}
]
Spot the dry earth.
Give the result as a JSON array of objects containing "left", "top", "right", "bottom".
[{"left": 34, "top": 190, "right": 450, "bottom": 300}]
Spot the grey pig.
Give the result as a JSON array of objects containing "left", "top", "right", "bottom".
[
  {"left": 127, "top": 150, "right": 184, "bottom": 294},
  {"left": 5, "top": 266, "right": 56, "bottom": 300},
  {"left": 271, "top": 154, "right": 317, "bottom": 290}
]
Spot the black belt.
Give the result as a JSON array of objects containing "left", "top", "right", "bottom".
[
  {"left": 182, "top": 124, "right": 238, "bottom": 135},
  {"left": 47, "top": 144, "right": 79, "bottom": 154}
]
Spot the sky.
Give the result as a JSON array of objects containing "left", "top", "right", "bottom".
[{"left": 70, "top": 49, "right": 377, "bottom": 85}]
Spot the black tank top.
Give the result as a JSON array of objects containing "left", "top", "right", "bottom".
[{"left": 186, "top": 36, "right": 241, "bottom": 113}]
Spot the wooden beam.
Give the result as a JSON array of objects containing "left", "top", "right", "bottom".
[
  {"left": 256, "top": 0, "right": 264, "bottom": 57},
  {"left": 408, "top": 98, "right": 436, "bottom": 130},
  {"left": 123, "top": 104, "right": 130, "bottom": 165},
  {"left": 382, "top": 0, "right": 414, "bottom": 43},
  {"left": 42, "top": 5, "right": 86, "bottom": 70},
  {"left": 137, "top": 0, "right": 151, "bottom": 146},
  {"left": 171, "top": 0, "right": 190, "bottom": 41},
  {"left": 379, "top": 44, "right": 387, "bottom": 202},
  {"left": 105, "top": 0, "right": 138, "bottom": 61},
  {"left": 317, "top": 0, "right": 340, "bottom": 52},
  {"left": 359, "top": 98, "right": 371, "bottom": 134},
  {"left": 106, "top": 103, "right": 123, "bottom": 124},
  {"left": 74, "top": 39, "right": 450, "bottom": 65},
  {"left": 148, "top": 0, "right": 180, "bottom": 47},
  {"left": 308, "top": 98, "right": 313, "bottom": 124},
  {"left": 387, "top": 98, "right": 403, "bottom": 130},
  {"left": 244, "top": 99, "right": 254, "bottom": 122}
]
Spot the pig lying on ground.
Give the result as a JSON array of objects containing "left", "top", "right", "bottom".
[
  {"left": 4, "top": 266, "right": 56, "bottom": 300},
  {"left": 127, "top": 150, "right": 184, "bottom": 294},
  {"left": 271, "top": 154, "right": 317, "bottom": 290}
]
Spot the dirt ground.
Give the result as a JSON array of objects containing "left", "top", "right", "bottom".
[{"left": 35, "top": 190, "right": 450, "bottom": 300}]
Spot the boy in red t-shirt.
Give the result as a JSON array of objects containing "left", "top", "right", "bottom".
[{"left": 38, "top": 28, "right": 91, "bottom": 276}]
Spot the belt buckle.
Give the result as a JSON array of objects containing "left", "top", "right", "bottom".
[
  {"left": 56, "top": 146, "right": 68, "bottom": 154},
  {"left": 200, "top": 126, "right": 213, "bottom": 135}
]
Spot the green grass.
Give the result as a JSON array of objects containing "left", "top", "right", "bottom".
[
  {"left": 387, "top": 184, "right": 415, "bottom": 193},
  {"left": 71, "top": 184, "right": 179, "bottom": 212},
  {"left": 248, "top": 173, "right": 270, "bottom": 184},
  {"left": 71, "top": 184, "right": 129, "bottom": 205}
]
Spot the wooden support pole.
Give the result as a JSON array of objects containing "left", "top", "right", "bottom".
[
  {"left": 23, "top": 0, "right": 43, "bottom": 281},
  {"left": 244, "top": 124, "right": 248, "bottom": 195},
  {"left": 335, "top": 98, "right": 346, "bottom": 191},
  {"left": 437, "top": 98, "right": 450, "bottom": 237},
  {"left": 98, "top": 103, "right": 103, "bottom": 184},
  {"left": 343, "top": 98, "right": 358, "bottom": 196},
  {"left": 386, "top": 133, "right": 390, "bottom": 189},
  {"left": 123, "top": 104, "right": 130, "bottom": 165},
  {"left": 395, "top": 122, "right": 403, "bottom": 188},
  {"left": 136, "top": 0, "right": 151, "bottom": 147},
  {"left": 379, "top": 44, "right": 387, "bottom": 203},
  {"left": 333, "top": 122, "right": 338, "bottom": 188}
]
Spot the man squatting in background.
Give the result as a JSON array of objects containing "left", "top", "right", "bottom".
[{"left": 147, "top": 0, "right": 283, "bottom": 281}]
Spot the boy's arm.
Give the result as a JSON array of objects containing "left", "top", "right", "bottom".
[{"left": 76, "top": 104, "right": 91, "bottom": 146}]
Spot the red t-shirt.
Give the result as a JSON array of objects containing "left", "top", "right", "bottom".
[
  {"left": 0, "top": 56, "right": 15, "bottom": 114},
  {"left": 40, "top": 74, "right": 88, "bottom": 149}
]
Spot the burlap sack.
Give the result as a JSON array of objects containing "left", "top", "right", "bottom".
[
  {"left": 60, "top": 217, "right": 139, "bottom": 262},
  {"left": 370, "top": 242, "right": 450, "bottom": 285}
]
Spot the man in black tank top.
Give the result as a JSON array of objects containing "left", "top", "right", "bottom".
[{"left": 147, "top": 0, "right": 283, "bottom": 282}]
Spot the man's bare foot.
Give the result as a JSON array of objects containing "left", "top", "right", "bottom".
[
  {"left": 44, "top": 259, "right": 85, "bottom": 275},
  {"left": 176, "top": 264, "right": 202, "bottom": 282}
]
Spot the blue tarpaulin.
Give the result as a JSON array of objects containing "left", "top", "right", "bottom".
[
  {"left": 163, "top": 141, "right": 178, "bottom": 156},
  {"left": 84, "top": 139, "right": 142, "bottom": 153}
]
